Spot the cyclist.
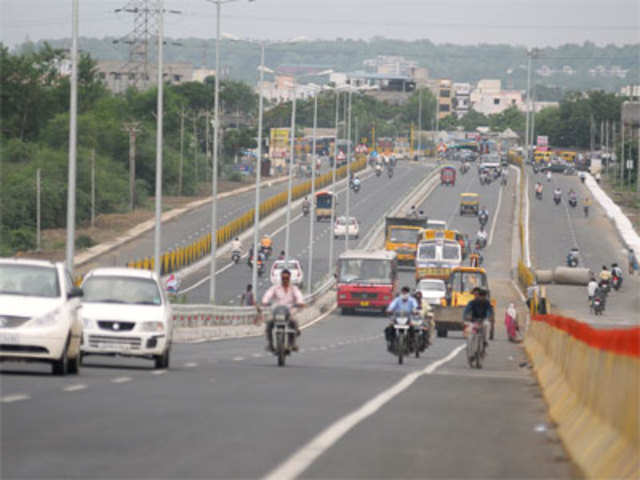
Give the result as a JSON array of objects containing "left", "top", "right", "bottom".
[{"left": 463, "top": 287, "right": 495, "bottom": 350}]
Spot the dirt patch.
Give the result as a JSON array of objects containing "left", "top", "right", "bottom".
[{"left": 17, "top": 180, "right": 254, "bottom": 262}]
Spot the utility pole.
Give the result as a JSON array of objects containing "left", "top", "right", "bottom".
[
  {"left": 636, "top": 127, "right": 640, "bottom": 193},
  {"left": 284, "top": 84, "right": 297, "bottom": 263},
  {"left": 590, "top": 114, "right": 595, "bottom": 153},
  {"left": 90, "top": 148, "right": 96, "bottom": 226},
  {"left": 418, "top": 90, "right": 423, "bottom": 158},
  {"left": 307, "top": 93, "right": 318, "bottom": 295},
  {"left": 252, "top": 42, "right": 265, "bottom": 300},
  {"left": 178, "top": 105, "right": 185, "bottom": 195},
  {"left": 621, "top": 120, "right": 625, "bottom": 185},
  {"left": 345, "top": 87, "right": 352, "bottom": 251},
  {"left": 153, "top": 0, "right": 164, "bottom": 276},
  {"left": 123, "top": 121, "right": 141, "bottom": 210},
  {"left": 328, "top": 90, "right": 340, "bottom": 277},
  {"left": 36, "top": 168, "right": 41, "bottom": 252},
  {"left": 65, "top": 0, "right": 79, "bottom": 273},
  {"left": 600, "top": 121, "right": 604, "bottom": 151},
  {"left": 524, "top": 54, "right": 532, "bottom": 161},
  {"left": 205, "top": 110, "right": 211, "bottom": 180},
  {"left": 192, "top": 114, "right": 199, "bottom": 184}
]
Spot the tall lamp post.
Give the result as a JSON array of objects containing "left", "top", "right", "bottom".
[
  {"left": 344, "top": 86, "right": 353, "bottom": 251},
  {"left": 206, "top": 0, "right": 256, "bottom": 303},
  {"left": 328, "top": 90, "right": 341, "bottom": 278},
  {"left": 306, "top": 92, "right": 319, "bottom": 295},
  {"left": 153, "top": 0, "right": 164, "bottom": 276}
]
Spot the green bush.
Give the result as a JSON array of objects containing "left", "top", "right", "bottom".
[{"left": 75, "top": 234, "right": 95, "bottom": 249}]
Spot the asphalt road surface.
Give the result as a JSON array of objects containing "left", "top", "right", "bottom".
[
  {"left": 528, "top": 167, "right": 640, "bottom": 325},
  {"left": 1, "top": 162, "right": 575, "bottom": 479}
]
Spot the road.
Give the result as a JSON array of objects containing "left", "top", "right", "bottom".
[
  {"left": 78, "top": 170, "right": 326, "bottom": 270},
  {"left": 1, "top": 162, "right": 575, "bottom": 479},
  {"left": 527, "top": 167, "right": 640, "bottom": 325}
]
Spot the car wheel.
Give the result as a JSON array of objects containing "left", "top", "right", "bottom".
[
  {"left": 68, "top": 354, "right": 80, "bottom": 375},
  {"left": 52, "top": 340, "right": 70, "bottom": 376},
  {"left": 154, "top": 346, "right": 170, "bottom": 369}
]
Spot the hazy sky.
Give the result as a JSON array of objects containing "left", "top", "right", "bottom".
[{"left": 1, "top": 0, "right": 639, "bottom": 48}]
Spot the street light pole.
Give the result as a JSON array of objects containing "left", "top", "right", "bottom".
[
  {"left": 65, "top": 0, "right": 79, "bottom": 273},
  {"left": 328, "top": 90, "right": 339, "bottom": 277},
  {"left": 524, "top": 52, "right": 532, "bottom": 161},
  {"left": 153, "top": 0, "right": 164, "bottom": 276},
  {"left": 345, "top": 87, "right": 352, "bottom": 251},
  {"left": 209, "top": 0, "right": 222, "bottom": 303},
  {"left": 285, "top": 84, "right": 297, "bottom": 263},
  {"left": 418, "top": 89, "right": 422, "bottom": 158},
  {"left": 307, "top": 93, "right": 318, "bottom": 295},
  {"left": 251, "top": 42, "right": 265, "bottom": 300}
]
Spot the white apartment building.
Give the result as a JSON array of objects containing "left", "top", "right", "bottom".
[
  {"left": 470, "top": 79, "right": 523, "bottom": 115},
  {"left": 453, "top": 82, "right": 471, "bottom": 118},
  {"left": 257, "top": 75, "right": 322, "bottom": 104}
]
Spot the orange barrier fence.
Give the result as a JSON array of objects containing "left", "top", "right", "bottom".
[{"left": 525, "top": 314, "right": 639, "bottom": 479}]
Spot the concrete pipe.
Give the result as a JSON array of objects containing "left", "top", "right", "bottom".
[
  {"left": 553, "top": 267, "right": 592, "bottom": 285},
  {"left": 535, "top": 270, "right": 554, "bottom": 284}
]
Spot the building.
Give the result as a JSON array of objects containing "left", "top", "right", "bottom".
[
  {"left": 363, "top": 55, "right": 417, "bottom": 77},
  {"left": 430, "top": 79, "right": 453, "bottom": 119},
  {"left": 470, "top": 79, "right": 523, "bottom": 115},
  {"left": 620, "top": 85, "right": 640, "bottom": 100},
  {"left": 95, "top": 60, "right": 197, "bottom": 93},
  {"left": 453, "top": 82, "right": 471, "bottom": 118},
  {"left": 257, "top": 75, "right": 322, "bottom": 104}
]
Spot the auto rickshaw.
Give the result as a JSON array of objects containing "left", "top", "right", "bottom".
[
  {"left": 440, "top": 166, "right": 456, "bottom": 186},
  {"left": 315, "top": 191, "right": 335, "bottom": 221},
  {"left": 459, "top": 193, "right": 479, "bottom": 216}
]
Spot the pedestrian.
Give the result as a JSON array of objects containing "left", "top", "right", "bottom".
[
  {"left": 629, "top": 248, "right": 639, "bottom": 276},
  {"left": 241, "top": 284, "right": 256, "bottom": 306},
  {"left": 504, "top": 303, "right": 520, "bottom": 342}
]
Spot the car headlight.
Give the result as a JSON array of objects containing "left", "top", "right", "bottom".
[
  {"left": 30, "top": 309, "right": 60, "bottom": 327},
  {"left": 82, "top": 317, "right": 95, "bottom": 329},
  {"left": 141, "top": 321, "right": 165, "bottom": 332}
]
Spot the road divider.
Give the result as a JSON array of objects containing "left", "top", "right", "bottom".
[
  {"left": 525, "top": 314, "right": 639, "bottom": 479},
  {"left": 124, "top": 158, "right": 367, "bottom": 275}
]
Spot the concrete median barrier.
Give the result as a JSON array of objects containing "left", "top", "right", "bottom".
[
  {"left": 553, "top": 266, "right": 591, "bottom": 285},
  {"left": 525, "top": 314, "right": 639, "bottom": 479},
  {"left": 535, "top": 269, "right": 554, "bottom": 284}
]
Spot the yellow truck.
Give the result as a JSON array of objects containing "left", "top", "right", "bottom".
[
  {"left": 384, "top": 217, "right": 428, "bottom": 265},
  {"left": 432, "top": 266, "right": 495, "bottom": 339}
]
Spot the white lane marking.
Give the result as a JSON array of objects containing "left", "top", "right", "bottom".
[
  {"left": 488, "top": 178, "right": 504, "bottom": 246},
  {"left": 1, "top": 394, "right": 30, "bottom": 403},
  {"left": 63, "top": 384, "right": 87, "bottom": 392},
  {"left": 184, "top": 362, "right": 198, "bottom": 368},
  {"left": 263, "top": 343, "right": 466, "bottom": 480},
  {"left": 233, "top": 356, "right": 245, "bottom": 361},
  {"left": 111, "top": 376, "right": 132, "bottom": 384},
  {"left": 152, "top": 370, "right": 167, "bottom": 375}
]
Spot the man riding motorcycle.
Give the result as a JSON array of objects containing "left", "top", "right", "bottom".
[
  {"left": 478, "top": 207, "right": 489, "bottom": 228},
  {"left": 566, "top": 247, "right": 579, "bottom": 267},
  {"left": 599, "top": 265, "right": 612, "bottom": 292},
  {"left": 302, "top": 196, "right": 311, "bottom": 215},
  {"left": 260, "top": 234, "right": 273, "bottom": 256},
  {"left": 262, "top": 269, "right": 305, "bottom": 352},
  {"left": 463, "top": 287, "right": 495, "bottom": 350},
  {"left": 568, "top": 189, "right": 577, "bottom": 207},
  {"left": 583, "top": 196, "right": 591, "bottom": 217},
  {"left": 553, "top": 187, "right": 562, "bottom": 204},
  {"left": 535, "top": 182, "right": 543, "bottom": 199},
  {"left": 384, "top": 286, "right": 418, "bottom": 351},
  {"left": 611, "top": 263, "right": 623, "bottom": 289},
  {"left": 475, "top": 228, "right": 488, "bottom": 249}
]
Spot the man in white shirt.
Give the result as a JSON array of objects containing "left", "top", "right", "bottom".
[
  {"left": 262, "top": 269, "right": 305, "bottom": 351},
  {"left": 587, "top": 277, "right": 598, "bottom": 301}
]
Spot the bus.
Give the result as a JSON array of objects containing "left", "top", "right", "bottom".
[
  {"left": 337, "top": 250, "right": 397, "bottom": 314},
  {"left": 415, "top": 238, "right": 462, "bottom": 282}
]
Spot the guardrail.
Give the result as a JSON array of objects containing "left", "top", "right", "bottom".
[
  {"left": 126, "top": 157, "right": 367, "bottom": 274},
  {"left": 525, "top": 314, "right": 639, "bottom": 479}
]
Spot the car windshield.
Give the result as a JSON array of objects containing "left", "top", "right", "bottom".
[
  {"left": 390, "top": 228, "right": 417, "bottom": 243},
  {"left": 82, "top": 276, "right": 162, "bottom": 305},
  {"left": 338, "top": 259, "right": 392, "bottom": 284},
  {"left": 449, "top": 271, "right": 488, "bottom": 292},
  {"left": 316, "top": 195, "right": 332, "bottom": 208},
  {"left": 0, "top": 264, "right": 60, "bottom": 298},
  {"left": 419, "top": 280, "right": 445, "bottom": 292},
  {"left": 443, "top": 244, "right": 461, "bottom": 260},
  {"left": 417, "top": 244, "right": 437, "bottom": 260}
]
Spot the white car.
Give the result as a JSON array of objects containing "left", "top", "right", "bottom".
[
  {"left": 80, "top": 268, "right": 172, "bottom": 369},
  {"left": 333, "top": 216, "right": 360, "bottom": 239},
  {"left": 417, "top": 278, "right": 447, "bottom": 306},
  {"left": 0, "top": 259, "right": 83, "bottom": 375},
  {"left": 270, "top": 260, "right": 304, "bottom": 288}
]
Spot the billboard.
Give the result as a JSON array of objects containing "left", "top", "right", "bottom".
[
  {"left": 537, "top": 135, "right": 549, "bottom": 146},
  {"left": 269, "top": 128, "right": 290, "bottom": 160}
]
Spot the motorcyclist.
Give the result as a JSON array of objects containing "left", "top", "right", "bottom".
[
  {"left": 566, "top": 247, "right": 579, "bottom": 266},
  {"left": 611, "top": 263, "right": 624, "bottom": 288},
  {"left": 262, "top": 269, "right": 304, "bottom": 352},
  {"left": 412, "top": 290, "right": 433, "bottom": 347},
  {"left": 302, "top": 196, "right": 311, "bottom": 212},
  {"left": 375, "top": 163, "right": 383, "bottom": 175},
  {"left": 231, "top": 237, "right": 242, "bottom": 254},
  {"left": 476, "top": 228, "right": 488, "bottom": 248},
  {"left": 546, "top": 170, "right": 552, "bottom": 182},
  {"left": 260, "top": 234, "right": 272, "bottom": 250},
  {"left": 385, "top": 286, "right": 418, "bottom": 351},
  {"left": 478, "top": 207, "right": 489, "bottom": 227},
  {"left": 469, "top": 249, "right": 483, "bottom": 267},
  {"left": 553, "top": 187, "right": 562, "bottom": 202},
  {"left": 568, "top": 189, "right": 577, "bottom": 206},
  {"left": 352, "top": 175, "right": 361, "bottom": 188},
  {"left": 598, "top": 265, "right": 612, "bottom": 290},
  {"left": 535, "top": 182, "right": 543, "bottom": 197},
  {"left": 587, "top": 276, "right": 599, "bottom": 302},
  {"left": 463, "top": 287, "right": 495, "bottom": 349}
]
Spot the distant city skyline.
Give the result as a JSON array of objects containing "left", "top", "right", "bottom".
[{"left": 1, "top": 0, "right": 638, "bottom": 48}]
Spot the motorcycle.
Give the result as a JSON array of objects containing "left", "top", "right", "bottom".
[
  {"left": 231, "top": 250, "right": 241, "bottom": 264},
  {"left": 390, "top": 314, "right": 410, "bottom": 365},
  {"left": 465, "top": 321, "right": 486, "bottom": 369},
  {"left": 302, "top": 203, "right": 310, "bottom": 216},
  {"left": 270, "top": 306, "right": 297, "bottom": 367},
  {"left": 612, "top": 274, "right": 623, "bottom": 291},
  {"left": 260, "top": 245, "right": 272, "bottom": 260},
  {"left": 591, "top": 296, "right": 605, "bottom": 315},
  {"left": 501, "top": 176, "right": 507, "bottom": 186},
  {"left": 475, "top": 237, "right": 487, "bottom": 250},
  {"left": 352, "top": 182, "right": 361, "bottom": 193},
  {"left": 599, "top": 279, "right": 611, "bottom": 296},
  {"left": 584, "top": 205, "right": 589, "bottom": 217},
  {"left": 387, "top": 168, "right": 394, "bottom": 179},
  {"left": 408, "top": 314, "right": 428, "bottom": 358},
  {"left": 569, "top": 197, "right": 577, "bottom": 208},
  {"left": 535, "top": 190, "right": 543, "bottom": 200},
  {"left": 375, "top": 167, "right": 382, "bottom": 177},
  {"left": 567, "top": 255, "right": 578, "bottom": 268},
  {"left": 257, "top": 259, "right": 265, "bottom": 277},
  {"left": 478, "top": 213, "right": 489, "bottom": 229},
  {"left": 553, "top": 195, "right": 561, "bottom": 205}
]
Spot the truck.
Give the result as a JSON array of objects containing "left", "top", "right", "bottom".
[{"left": 384, "top": 216, "right": 429, "bottom": 265}]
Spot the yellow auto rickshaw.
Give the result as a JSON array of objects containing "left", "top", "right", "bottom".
[
  {"left": 459, "top": 193, "right": 479, "bottom": 216},
  {"left": 315, "top": 191, "right": 335, "bottom": 221}
]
